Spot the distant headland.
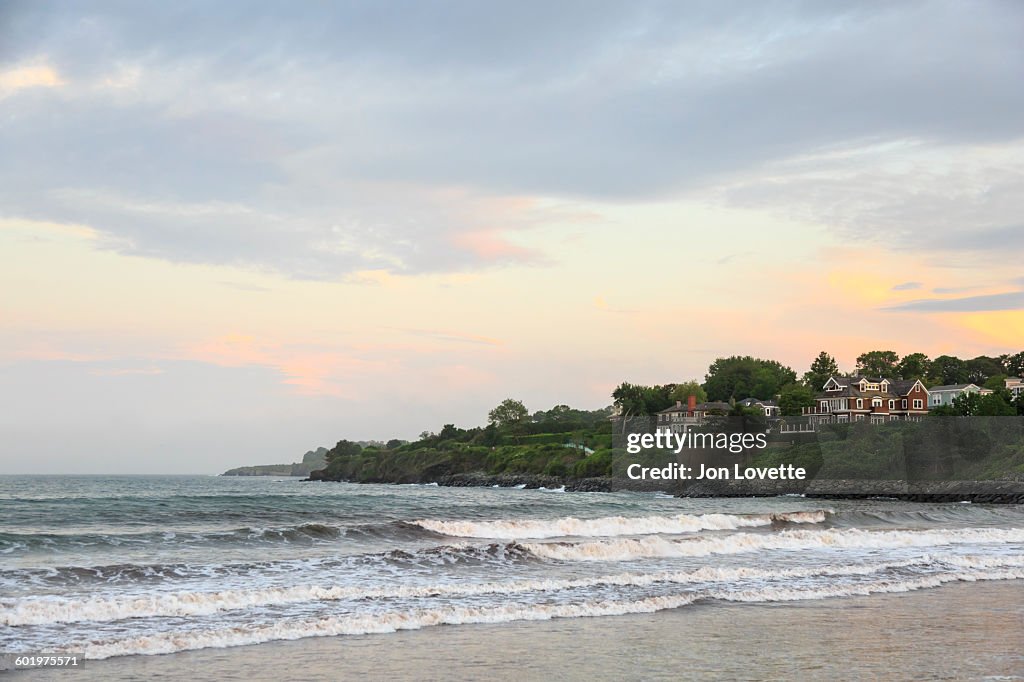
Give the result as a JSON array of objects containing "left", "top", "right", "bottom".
[{"left": 221, "top": 447, "right": 329, "bottom": 477}]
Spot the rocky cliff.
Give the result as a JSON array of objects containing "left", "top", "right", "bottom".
[{"left": 222, "top": 447, "right": 328, "bottom": 477}]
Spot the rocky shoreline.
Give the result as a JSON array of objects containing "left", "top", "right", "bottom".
[
  {"left": 306, "top": 469, "right": 613, "bottom": 492},
  {"left": 306, "top": 469, "right": 1024, "bottom": 502}
]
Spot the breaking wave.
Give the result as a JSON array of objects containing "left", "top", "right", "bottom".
[
  {"left": 0, "top": 521, "right": 439, "bottom": 555},
  {"left": 7, "top": 553, "right": 1021, "bottom": 627},
  {"left": 523, "top": 527, "right": 1024, "bottom": 562},
  {"left": 64, "top": 566, "right": 1022, "bottom": 659},
  {"left": 412, "top": 510, "right": 830, "bottom": 539}
]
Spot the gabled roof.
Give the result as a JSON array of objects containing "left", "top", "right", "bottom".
[
  {"left": 929, "top": 383, "right": 979, "bottom": 392},
  {"left": 817, "top": 376, "right": 929, "bottom": 400},
  {"left": 818, "top": 386, "right": 859, "bottom": 398}
]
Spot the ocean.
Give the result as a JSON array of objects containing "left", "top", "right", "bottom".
[{"left": 1, "top": 475, "right": 1022, "bottom": 679}]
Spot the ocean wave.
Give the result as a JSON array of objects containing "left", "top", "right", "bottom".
[
  {"left": 68, "top": 567, "right": 1022, "bottom": 659},
  {"left": 522, "top": 526, "right": 1024, "bottom": 562},
  {"left": 0, "top": 520, "right": 439, "bottom": 555},
  {"left": 412, "top": 510, "right": 830, "bottom": 539},
  {"left": 0, "top": 540, "right": 527, "bottom": 592},
  {"left": 8, "top": 554, "right": 1020, "bottom": 627}
]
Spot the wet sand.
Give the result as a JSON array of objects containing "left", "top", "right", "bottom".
[{"left": 18, "top": 581, "right": 1022, "bottom": 681}]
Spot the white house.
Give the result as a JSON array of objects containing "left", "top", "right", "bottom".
[
  {"left": 928, "top": 383, "right": 988, "bottom": 409},
  {"left": 737, "top": 397, "right": 781, "bottom": 417},
  {"left": 1007, "top": 377, "right": 1024, "bottom": 401}
]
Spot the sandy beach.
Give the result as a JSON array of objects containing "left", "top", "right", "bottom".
[{"left": 21, "top": 581, "right": 1019, "bottom": 682}]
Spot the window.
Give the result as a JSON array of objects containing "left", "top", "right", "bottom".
[
  {"left": 902, "top": 399, "right": 908, "bottom": 409},
  {"left": 913, "top": 399, "right": 923, "bottom": 410},
  {"left": 872, "top": 398, "right": 882, "bottom": 408},
  {"left": 857, "top": 398, "right": 863, "bottom": 409},
  {"left": 888, "top": 400, "right": 895, "bottom": 409}
]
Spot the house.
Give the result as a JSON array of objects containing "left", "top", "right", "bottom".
[
  {"left": 737, "top": 397, "right": 781, "bottom": 417},
  {"left": 1007, "top": 377, "right": 1024, "bottom": 401},
  {"left": 655, "top": 397, "right": 731, "bottom": 434},
  {"left": 802, "top": 375, "right": 930, "bottom": 425},
  {"left": 928, "top": 383, "right": 987, "bottom": 409}
]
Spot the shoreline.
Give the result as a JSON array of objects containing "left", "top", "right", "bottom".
[
  {"left": 306, "top": 471, "right": 1024, "bottom": 503},
  {"left": 29, "top": 580, "right": 1022, "bottom": 681}
]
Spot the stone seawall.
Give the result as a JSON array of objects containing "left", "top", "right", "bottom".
[{"left": 673, "top": 478, "right": 1024, "bottom": 503}]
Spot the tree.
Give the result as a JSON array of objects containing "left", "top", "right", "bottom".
[
  {"left": 385, "top": 439, "right": 405, "bottom": 450},
  {"left": 954, "top": 391, "right": 1016, "bottom": 416},
  {"left": 487, "top": 398, "right": 529, "bottom": 428},
  {"left": 612, "top": 382, "right": 648, "bottom": 418},
  {"left": 928, "top": 355, "right": 968, "bottom": 386},
  {"left": 778, "top": 383, "right": 816, "bottom": 416},
  {"left": 802, "top": 351, "right": 839, "bottom": 391},
  {"left": 480, "top": 423, "right": 501, "bottom": 446},
  {"left": 703, "top": 356, "right": 797, "bottom": 401},
  {"left": 965, "top": 355, "right": 1005, "bottom": 384},
  {"left": 1004, "top": 351, "right": 1024, "bottom": 378},
  {"left": 978, "top": 393, "right": 1015, "bottom": 416},
  {"left": 983, "top": 374, "right": 1008, "bottom": 392},
  {"left": 611, "top": 383, "right": 675, "bottom": 416},
  {"left": 438, "top": 423, "right": 461, "bottom": 440},
  {"left": 950, "top": 392, "right": 979, "bottom": 416},
  {"left": 855, "top": 350, "right": 899, "bottom": 377},
  {"left": 669, "top": 380, "right": 707, "bottom": 404},
  {"left": 896, "top": 353, "right": 931, "bottom": 381},
  {"left": 327, "top": 439, "right": 362, "bottom": 461}
]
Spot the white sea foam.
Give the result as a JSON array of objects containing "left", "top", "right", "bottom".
[
  {"left": 413, "top": 510, "right": 828, "bottom": 539},
  {"left": 73, "top": 567, "right": 1023, "bottom": 659},
  {"left": 522, "top": 527, "right": 1024, "bottom": 562},
  {"left": 6, "top": 553, "right": 1021, "bottom": 627}
]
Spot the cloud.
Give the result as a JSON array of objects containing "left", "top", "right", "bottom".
[
  {"left": 2, "top": 1, "right": 1023, "bottom": 277},
  {"left": 882, "top": 290, "right": 1024, "bottom": 312},
  {"left": 891, "top": 281, "right": 922, "bottom": 291},
  {"left": 0, "top": 61, "right": 64, "bottom": 97},
  {"left": 929, "top": 224, "right": 1024, "bottom": 253}
]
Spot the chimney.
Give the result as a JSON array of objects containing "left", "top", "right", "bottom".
[
  {"left": 675, "top": 400, "right": 682, "bottom": 408},
  {"left": 687, "top": 394, "right": 697, "bottom": 414}
]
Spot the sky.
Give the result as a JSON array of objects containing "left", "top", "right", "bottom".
[{"left": 1, "top": 1, "right": 1023, "bottom": 473}]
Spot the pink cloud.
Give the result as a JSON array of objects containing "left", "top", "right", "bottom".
[{"left": 449, "top": 229, "right": 539, "bottom": 264}]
